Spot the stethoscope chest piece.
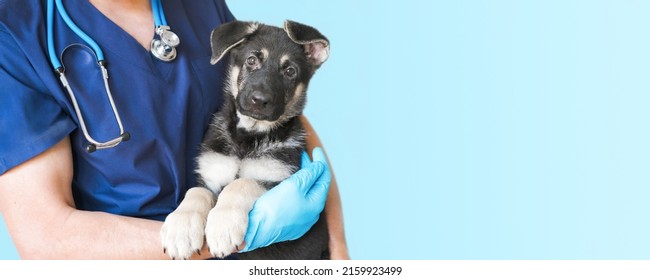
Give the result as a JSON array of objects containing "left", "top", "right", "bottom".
[{"left": 151, "top": 26, "right": 179, "bottom": 62}]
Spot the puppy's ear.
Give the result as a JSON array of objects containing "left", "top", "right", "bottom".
[
  {"left": 284, "top": 20, "right": 330, "bottom": 66},
  {"left": 210, "top": 21, "right": 260, "bottom": 65}
]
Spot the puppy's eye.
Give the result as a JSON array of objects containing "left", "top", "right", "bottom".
[
  {"left": 246, "top": 55, "right": 258, "bottom": 66},
  {"left": 284, "top": 66, "right": 296, "bottom": 78}
]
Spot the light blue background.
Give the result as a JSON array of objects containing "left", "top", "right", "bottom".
[
  {"left": 2, "top": 0, "right": 649, "bottom": 260},
  {"left": 229, "top": 0, "right": 650, "bottom": 260}
]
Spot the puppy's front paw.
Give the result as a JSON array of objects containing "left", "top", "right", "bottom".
[
  {"left": 204, "top": 203, "right": 249, "bottom": 258},
  {"left": 160, "top": 209, "right": 208, "bottom": 260}
]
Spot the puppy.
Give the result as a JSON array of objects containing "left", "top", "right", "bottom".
[{"left": 160, "top": 20, "right": 330, "bottom": 260}]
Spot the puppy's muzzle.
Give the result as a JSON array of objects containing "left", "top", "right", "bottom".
[
  {"left": 249, "top": 91, "right": 270, "bottom": 110},
  {"left": 239, "top": 90, "right": 278, "bottom": 121}
]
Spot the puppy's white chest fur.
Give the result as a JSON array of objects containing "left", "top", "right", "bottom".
[
  {"left": 239, "top": 157, "right": 294, "bottom": 183},
  {"left": 197, "top": 151, "right": 294, "bottom": 194}
]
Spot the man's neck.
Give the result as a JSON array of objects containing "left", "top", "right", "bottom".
[{"left": 88, "top": 0, "right": 154, "bottom": 50}]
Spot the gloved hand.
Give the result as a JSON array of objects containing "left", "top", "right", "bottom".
[{"left": 240, "top": 147, "right": 331, "bottom": 252}]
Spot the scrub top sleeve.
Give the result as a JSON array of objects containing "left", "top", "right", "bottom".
[{"left": 0, "top": 29, "right": 76, "bottom": 175}]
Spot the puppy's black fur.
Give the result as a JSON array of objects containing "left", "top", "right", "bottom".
[{"left": 200, "top": 20, "right": 331, "bottom": 259}]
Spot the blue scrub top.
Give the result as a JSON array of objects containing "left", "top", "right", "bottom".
[{"left": 0, "top": 0, "right": 235, "bottom": 221}]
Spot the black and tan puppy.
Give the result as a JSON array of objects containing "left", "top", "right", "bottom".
[{"left": 160, "top": 20, "right": 330, "bottom": 260}]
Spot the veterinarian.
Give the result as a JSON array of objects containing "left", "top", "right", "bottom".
[{"left": 0, "top": 0, "right": 348, "bottom": 259}]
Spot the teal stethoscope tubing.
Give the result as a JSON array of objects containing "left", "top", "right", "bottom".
[
  {"left": 47, "top": 0, "right": 167, "bottom": 67},
  {"left": 151, "top": 0, "right": 168, "bottom": 27},
  {"left": 45, "top": 0, "right": 169, "bottom": 152}
]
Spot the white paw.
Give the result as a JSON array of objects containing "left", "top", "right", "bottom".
[
  {"left": 160, "top": 209, "right": 208, "bottom": 260},
  {"left": 204, "top": 203, "right": 249, "bottom": 258}
]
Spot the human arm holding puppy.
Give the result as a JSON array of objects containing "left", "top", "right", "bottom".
[
  {"left": 0, "top": 0, "right": 347, "bottom": 260},
  {"left": 0, "top": 122, "right": 347, "bottom": 259},
  {"left": 241, "top": 116, "right": 349, "bottom": 259}
]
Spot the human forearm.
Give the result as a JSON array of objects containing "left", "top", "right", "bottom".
[
  {"left": 0, "top": 138, "right": 203, "bottom": 259},
  {"left": 12, "top": 207, "right": 168, "bottom": 259},
  {"left": 324, "top": 179, "right": 350, "bottom": 259}
]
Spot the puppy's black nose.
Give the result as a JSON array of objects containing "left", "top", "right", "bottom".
[{"left": 250, "top": 91, "right": 270, "bottom": 108}]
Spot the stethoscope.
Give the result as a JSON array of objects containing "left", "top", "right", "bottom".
[{"left": 46, "top": 0, "right": 180, "bottom": 152}]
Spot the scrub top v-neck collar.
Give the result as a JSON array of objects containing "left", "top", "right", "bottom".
[{"left": 74, "top": 0, "right": 176, "bottom": 80}]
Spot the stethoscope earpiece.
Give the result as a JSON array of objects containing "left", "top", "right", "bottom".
[
  {"left": 86, "top": 144, "right": 97, "bottom": 153},
  {"left": 121, "top": 132, "right": 131, "bottom": 142}
]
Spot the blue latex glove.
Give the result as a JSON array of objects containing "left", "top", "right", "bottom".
[{"left": 241, "top": 147, "right": 331, "bottom": 252}]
